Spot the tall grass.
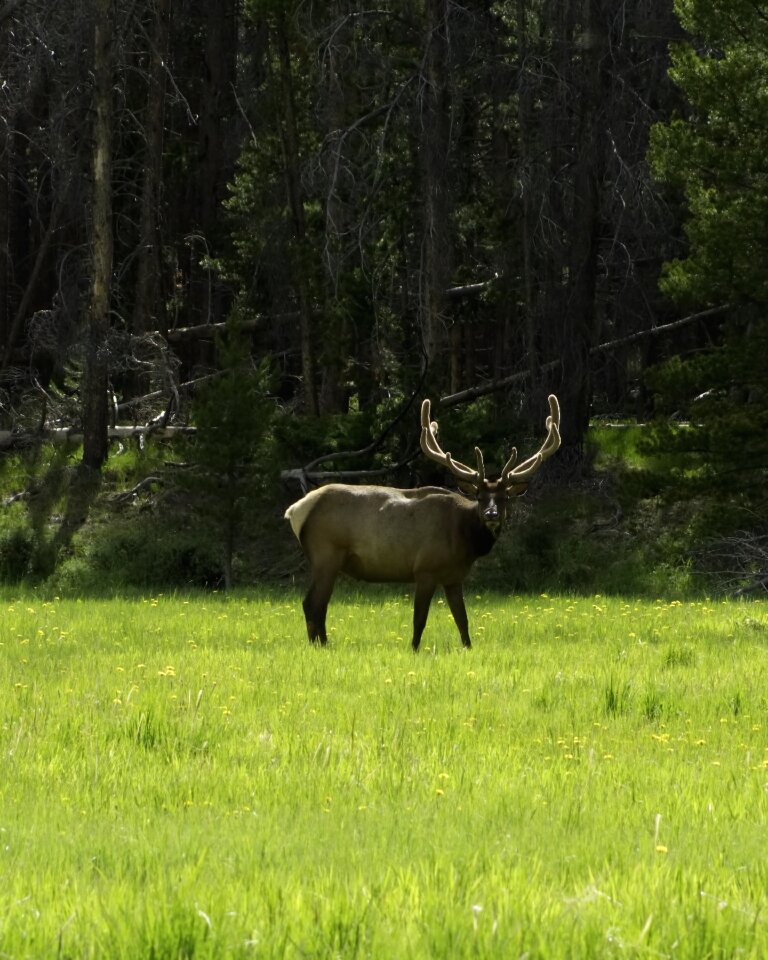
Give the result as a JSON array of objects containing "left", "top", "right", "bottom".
[{"left": 0, "top": 589, "right": 766, "bottom": 957}]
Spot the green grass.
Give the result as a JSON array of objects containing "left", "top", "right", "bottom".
[{"left": 1, "top": 588, "right": 768, "bottom": 958}]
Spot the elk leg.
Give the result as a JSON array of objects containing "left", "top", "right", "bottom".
[
  {"left": 411, "top": 580, "right": 436, "bottom": 652},
  {"left": 444, "top": 582, "right": 471, "bottom": 649},
  {"left": 303, "top": 569, "right": 338, "bottom": 645}
]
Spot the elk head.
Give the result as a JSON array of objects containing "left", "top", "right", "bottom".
[{"left": 420, "top": 394, "right": 561, "bottom": 533}]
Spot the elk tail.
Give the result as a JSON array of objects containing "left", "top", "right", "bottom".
[{"left": 284, "top": 490, "right": 320, "bottom": 541}]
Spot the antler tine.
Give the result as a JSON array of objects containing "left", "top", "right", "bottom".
[
  {"left": 420, "top": 399, "right": 481, "bottom": 486},
  {"left": 474, "top": 447, "right": 486, "bottom": 486},
  {"left": 500, "top": 394, "right": 561, "bottom": 486},
  {"left": 500, "top": 447, "right": 518, "bottom": 477}
]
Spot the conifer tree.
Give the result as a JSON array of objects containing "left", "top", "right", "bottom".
[
  {"left": 648, "top": 0, "right": 768, "bottom": 504},
  {"left": 189, "top": 326, "right": 274, "bottom": 589}
]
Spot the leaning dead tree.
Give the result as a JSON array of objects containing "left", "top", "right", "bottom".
[
  {"left": 439, "top": 305, "right": 731, "bottom": 408},
  {"left": 281, "top": 305, "right": 732, "bottom": 488}
]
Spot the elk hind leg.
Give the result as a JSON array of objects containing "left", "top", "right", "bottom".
[
  {"left": 444, "top": 582, "right": 471, "bottom": 649},
  {"left": 411, "top": 579, "right": 436, "bottom": 652},
  {"left": 303, "top": 562, "right": 340, "bottom": 645}
]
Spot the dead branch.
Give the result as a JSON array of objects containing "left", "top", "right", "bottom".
[
  {"left": 281, "top": 451, "right": 420, "bottom": 494},
  {"left": 110, "top": 475, "right": 164, "bottom": 503}
]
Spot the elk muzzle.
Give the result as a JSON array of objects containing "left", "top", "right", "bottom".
[{"left": 478, "top": 489, "right": 506, "bottom": 533}]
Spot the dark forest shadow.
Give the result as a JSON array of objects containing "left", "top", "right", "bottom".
[{"left": 23, "top": 447, "right": 102, "bottom": 578}]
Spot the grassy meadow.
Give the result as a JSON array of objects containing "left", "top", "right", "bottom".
[{"left": 1, "top": 587, "right": 768, "bottom": 958}]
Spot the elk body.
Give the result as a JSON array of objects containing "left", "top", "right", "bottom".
[{"left": 285, "top": 396, "right": 561, "bottom": 650}]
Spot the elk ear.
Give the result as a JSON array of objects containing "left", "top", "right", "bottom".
[
  {"left": 507, "top": 482, "right": 529, "bottom": 498},
  {"left": 457, "top": 480, "right": 479, "bottom": 498}
]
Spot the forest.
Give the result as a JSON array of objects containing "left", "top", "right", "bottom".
[{"left": 0, "top": 0, "right": 766, "bottom": 595}]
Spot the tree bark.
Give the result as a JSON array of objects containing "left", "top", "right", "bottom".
[
  {"left": 421, "top": 0, "right": 452, "bottom": 380},
  {"left": 132, "top": 0, "right": 170, "bottom": 341},
  {"left": 516, "top": 0, "right": 540, "bottom": 393},
  {"left": 275, "top": 13, "right": 318, "bottom": 415},
  {"left": 0, "top": 11, "right": 9, "bottom": 350},
  {"left": 82, "top": 0, "right": 114, "bottom": 471}
]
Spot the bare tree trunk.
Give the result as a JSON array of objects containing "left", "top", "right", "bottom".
[
  {"left": 196, "top": 0, "right": 237, "bottom": 328},
  {"left": 516, "top": 0, "right": 540, "bottom": 392},
  {"left": 421, "top": 0, "right": 452, "bottom": 381},
  {"left": 275, "top": 14, "right": 318, "bottom": 415},
  {"left": 132, "top": 0, "right": 170, "bottom": 341},
  {"left": 556, "top": 0, "right": 607, "bottom": 455},
  {"left": 529, "top": 0, "right": 606, "bottom": 472},
  {"left": 0, "top": 13, "right": 9, "bottom": 350},
  {"left": 82, "top": 0, "right": 113, "bottom": 471}
]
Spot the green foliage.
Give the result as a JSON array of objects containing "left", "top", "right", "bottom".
[
  {"left": 480, "top": 491, "right": 699, "bottom": 598},
  {"left": 271, "top": 406, "right": 375, "bottom": 471},
  {"left": 1, "top": 592, "right": 767, "bottom": 957},
  {"left": 649, "top": 2, "right": 768, "bottom": 306},
  {"left": 641, "top": 316, "right": 768, "bottom": 503},
  {"left": 647, "top": 0, "right": 768, "bottom": 513},
  {"left": 50, "top": 516, "right": 225, "bottom": 593}
]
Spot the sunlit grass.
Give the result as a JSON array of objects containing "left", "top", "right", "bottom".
[{"left": 1, "top": 589, "right": 767, "bottom": 957}]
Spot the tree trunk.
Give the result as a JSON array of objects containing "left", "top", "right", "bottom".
[
  {"left": 132, "top": 0, "right": 170, "bottom": 341},
  {"left": 516, "top": 0, "right": 540, "bottom": 393},
  {"left": 533, "top": 0, "right": 607, "bottom": 471},
  {"left": 557, "top": 0, "right": 607, "bottom": 453},
  {"left": 82, "top": 0, "right": 114, "bottom": 471},
  {"left": 0, "top": 12, "right": 9, "bottom": 351},
  {"left": 421, "top": 0, "right": 452, "bottom": 382},
  {"left": 275, "top": 14, "right": 318, "bottom": 415}
]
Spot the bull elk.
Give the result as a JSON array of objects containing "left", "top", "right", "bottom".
[{"left": 285, "top": 395, "right": 561, "bottom": 649}]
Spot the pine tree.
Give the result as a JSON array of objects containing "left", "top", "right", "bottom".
[
  {"left": 647, "top": 0, "right": 768, "bottom": 507},
  {"left": 189, "top": 326, "right": 274, "bottom": 589}
]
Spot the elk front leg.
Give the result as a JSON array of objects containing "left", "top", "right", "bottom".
[
  {"left": 411, "top": 579, "right": 436, "bottom": 652},
  {"left": 444, "top": 582, "right": 471, "bottom": 649}
]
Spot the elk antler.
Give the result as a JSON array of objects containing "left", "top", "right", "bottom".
[
  {"left": 499, "top": 394, "right": 561, "bottom": 487},
  {"left": 420, "top": 394, "right": 561, "bottom": 490},
  {"left": 420, "top": 399, "right": 486, "bottom": 488}
]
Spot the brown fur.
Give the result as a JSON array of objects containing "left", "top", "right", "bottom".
[
  {"left": 286, "top": 394, "right": 560, "bottom": 650},
  {"left": 285, "top": 482, "right": 524, "bottom": 649}
]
